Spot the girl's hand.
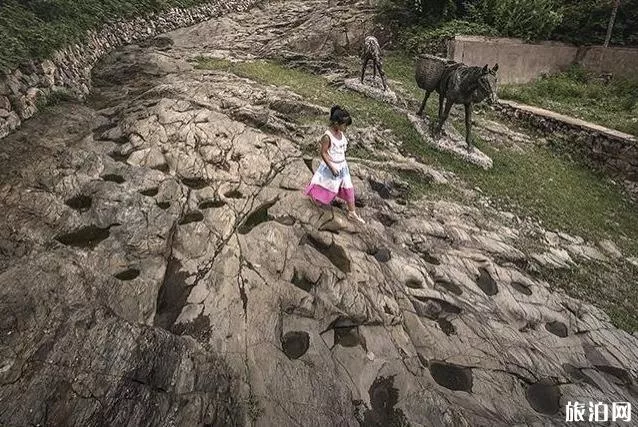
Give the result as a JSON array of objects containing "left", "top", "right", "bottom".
[{"left": 330, "top": 166, "right": 339, "bottom": 177}]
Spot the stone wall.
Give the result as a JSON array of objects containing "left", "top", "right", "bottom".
[
  {"left": 0, "top": 0, "right": 261, "bottom": 140},
  {"left": 496, "top": 100, "right": 638, "bottom": 181},
  {"left": 448, "top": 35, "right": 638, "bottom": 85}
]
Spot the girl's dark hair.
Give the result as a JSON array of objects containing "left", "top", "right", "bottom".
[{"left": 330, "top": 105, "right": 352, "bottom": 126}]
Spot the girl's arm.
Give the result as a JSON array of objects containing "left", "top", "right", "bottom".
[{"left": 319, "top": 135, "right": 338, "bottom": 176}]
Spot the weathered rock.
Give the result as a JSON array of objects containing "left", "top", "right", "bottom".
[{"left": 0, "top": 2, "right": 637, "bottom": 427}]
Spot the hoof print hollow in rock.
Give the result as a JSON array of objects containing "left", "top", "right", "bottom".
[
  {"left": 114, "top": 268, "right": 140, "bottom": 281},
  {"left": 435, "top": 278, "right": 463, "bottom": 296},
  {"left": 477, "top": 267, "right": 498, "bottom": 296},
  {"left": 179, "top": 211, "right": 204, "bottom": 225},
  {"left": 304, "top": 234, "right": 350, "bottom": 273},
  {"left": 224, "top": 189, "right": 243, "bottom": 199},
  {"left": 429, "top": 362, "right": 473, "bottom": 392},
  {"left": 55, "top": 225, "right": 112, "bottom": 249},
  {"left": 181, "top": 177, "right": 208, "bottom": 190},
  {"left": 237, "top": 199, "right": 277, "bottom": 235},
  {"left": 101, "top": 174, "right": 125, "bottom": 184},
  {"left": 281, "top": 331, "right": 310, "bottom": 360},
  {"left": 526, "top": 379, "right": 561, "bottom": 415},
  {"left": 545, "top": 321, "right": 568, "bottom": 338},
  {"left": 139, "top": 187, "right": 159, "bottom": 197},
  {"left": 199, "top": 199, "right": 225, "bottom": 210},
  {"left": 511, "top": 281, "right": 532, "bottom": 296},
  {"left": 65, "top": 194, "right": 92, "bottom": 212}
]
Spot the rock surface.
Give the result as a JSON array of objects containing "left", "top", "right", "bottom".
[{"left": 1, "top": 1, "right": 637, "bottom": 426}]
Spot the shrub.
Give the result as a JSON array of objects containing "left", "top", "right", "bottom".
[
  {"left": 399, "top": 20, "right": 499, "bottom": 55},
  {"left": 468, "top": 0, "right": 564, "bottom": 41}
]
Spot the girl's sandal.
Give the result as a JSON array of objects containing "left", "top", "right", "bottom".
[{"left": 347, "top": 211, "right": 366, "bottom": 224}]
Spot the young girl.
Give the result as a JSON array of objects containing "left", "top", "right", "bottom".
[{"left": 304, "top": 105, "right": 366, "bottom": 224}]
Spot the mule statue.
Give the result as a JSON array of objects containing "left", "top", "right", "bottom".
[
  {"left": 415, "top": 54, "right": 498, "bottom": 151},
  {"left": 360, "top": 36, "right": 388, "bottom": 91}
]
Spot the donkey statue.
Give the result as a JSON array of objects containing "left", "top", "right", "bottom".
[
  {"left": 415, "top": 54, "right": 499, "bottom": 151},
  {"left": 360, "top": 36, "right": 388, "bottom": 91}
]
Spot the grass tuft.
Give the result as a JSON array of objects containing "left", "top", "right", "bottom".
[{"left": 499, "top": 65, "right": 638, "bottom": 136}]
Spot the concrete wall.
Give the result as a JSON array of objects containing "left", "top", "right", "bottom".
[
  {"left": 448, "top": 36, "right": 638, "bottom": 85},
  {"left": 579, "top": 46, "right": 638, "bottom": 78}
]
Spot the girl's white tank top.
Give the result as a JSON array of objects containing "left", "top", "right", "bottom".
[{"left": 325, "top": 130, "right": 347, "bottom": 164}]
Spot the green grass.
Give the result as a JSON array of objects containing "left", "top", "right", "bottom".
[
  {"left": 0, "top": 0, "right": 216, "bottom": 70},
  {"left": 499, "top": 65, "right": 638, "bottom": 136}
]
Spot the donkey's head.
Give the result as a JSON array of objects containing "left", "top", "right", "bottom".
[{"left": 475, "top": 64, "right": 499, "bottom": 104}]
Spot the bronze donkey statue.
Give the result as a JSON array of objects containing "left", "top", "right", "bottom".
[{"left": 416, "top": 54, "right": 499, "bottom": 151}]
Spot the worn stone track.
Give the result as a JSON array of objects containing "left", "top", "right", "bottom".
[{"left": 1, "top": 1, "right": 637, "bottom": 426}]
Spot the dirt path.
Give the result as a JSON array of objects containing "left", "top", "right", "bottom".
[{"left": 1, "top": 1, "right": 637, "bottom": 426}]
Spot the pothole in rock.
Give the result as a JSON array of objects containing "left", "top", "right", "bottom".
[
  {"left": 429, "top": 362, "right": 473, "bottom": 392},
  {"left": 152, "top": 163, "right": 170, "bottom": 173},
  {"left": 359, "top": 376, "right": 409, "bottom": 426},
  {"left": 368, "top": 178, "right": 409, "bottom": 200},
  {"left": 238, "top": 199, "right": 277, "bottom": 235},
  {"left": 281, "top": 331, "right": 310, "bottom": 360},
  {"left": 562, "top": 364, "right": 599, "bottom": 389},
  {"left": 291, "top": 268, "right": 315, "bottom": 293},
  {"left": 181, "top": 177, "right": 208, "bottom": 190},
  {"left": 224, "top": 189, "right": 243, "bottom": 199},
  {"left": 179, "top": 211, "right": 204, "bottom": 225},
  {"left": 154, "top": 257, "right": 193, "bottom": 330},
  {"left": 437, "top": 318, "right": 456, "bottom": 335},
  {"left": 172, "top": 314, "right": 212, "bottom": 344},
  {"left": 139, "top": 187, "right": 159, "bottom": 197},
  {"left": 65, "top": 194, "right": 92, "bottom": 212},
  {"left": 545, "top": 321, "right": 568, "bottom": 338},
  {"left": 595, "top": 365, "right": 632, "bottom": 386},
  {"left": 101, "top": 174, "right": 125, "bottom": 184},
  {"left": 114, "top": 268, "right": 140, "bottom": 281},
  {"left": 405, "top": 278, "right": 423, "bottom": 289},
  {"left": 367, "top": 247, "right": 391, "bottom": 263},
  {"left": 413, "top": 297, "right": 462, "bottom": 319},
  {"left": 55, "top": 225, "right": 113, "bottom": 249},
  {"left": 302, "top": 234, "right": 351, "bottom": 274},
  {"left": 274, "top": 215, "right": 296, "bottom": 226},
  {"left": 420, "top": 251, "right": 441, "bottom": 265},
  {"left": 199, "top": 199, "right": 225, "bottom": 210},
  {"left": 375, "top": 212, "right": 397, "bottom": 227},
  {"left": 303, "top": 158, "right": 314, "bottom": 173},
  {"left": 511, "top": 281, "right": 532, "bottom": 296},
  {"left": 109, "top": 151, "right": 131, "bottom": 163},
  {"left": 157, "top": 201, "right": 171, "bottom": 210},
  {"left": 476, "top": 268, "right": 499, "bottom": 296},
  {"left": 525, "top": 379, "right": 561, "bottom": 415},
  {"left": 354, "top": 198, "right": 366, "bottom": 208},
  {"left": 435, "top": 279, "right": 463, "bottom": 296},
  {"left": 334, "top": 326, "right": 365, "bottom": 349}
]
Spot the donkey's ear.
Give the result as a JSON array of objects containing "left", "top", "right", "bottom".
[
  {"left": 492, "top": 63, "right": 499, "bottom": 72},
  {"left": 482, "top": 64, "right": 489, "bottom": 73}
]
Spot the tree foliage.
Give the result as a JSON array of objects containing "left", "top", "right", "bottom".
[{"left": 379, "top": 0, "right": 638, "bottom": 46}]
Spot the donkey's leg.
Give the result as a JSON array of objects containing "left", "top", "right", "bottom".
[
  {"left": 417, "top": 90, "right": 431, "bottom": 117},
  {"left": 437, "top": 94, "right": 444, "bottom": 125},
  {"left": 464, "top": 103, "right": 473, "bottom": 151},
  {"left": 435, "top": 98, "right": 453, "bottom": 137},
  {"left": 377, "top": 63, "right": 388, "bottom": 91},
  {"left": 360, "top": 58, "right": 369, "bottom": 84}
]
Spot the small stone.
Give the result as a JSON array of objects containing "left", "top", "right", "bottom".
[
  {"left": 366, "top": 352, "right": 375, "bottom": 361},
  {"left": 598, "top": 239, "right": 622, "bottom": 258}
]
